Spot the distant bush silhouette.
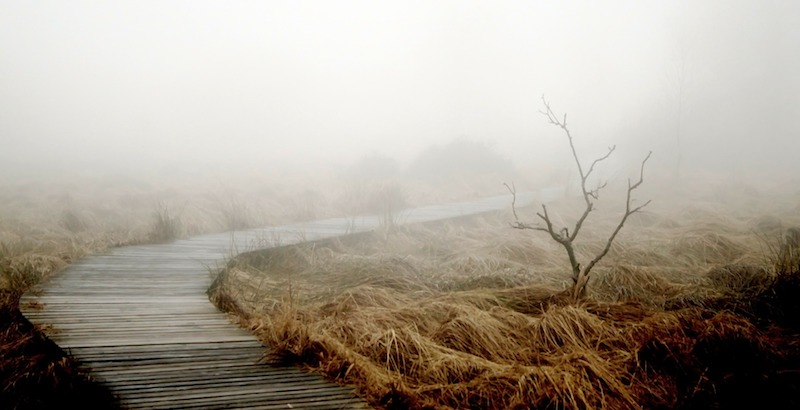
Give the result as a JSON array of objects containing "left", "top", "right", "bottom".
[
  {"left": 346, "top": 152, "right": 400, "bottom": 180},
  {"left": 406, "top": 138, "right": 515, "bottom": 181},
  {"left": 148, "top": 202, "right": 181, "bottom": 243}
]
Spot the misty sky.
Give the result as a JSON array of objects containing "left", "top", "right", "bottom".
[{"left": 1, "top": 1, "right": 798, "bottom": 177}]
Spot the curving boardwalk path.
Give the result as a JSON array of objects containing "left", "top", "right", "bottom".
[{"left": 21, "top": 192, "right": 546, "bottom": 409}]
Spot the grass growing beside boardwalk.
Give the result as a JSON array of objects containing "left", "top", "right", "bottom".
[
  {"left": 0, "top": 291, "right": 119, "bottom": 409},
  {"left": 0, "top": 171, "right": 373, "bottom": 408},
  {"left": 211, "top": 187, "right": 800, "bottom": 409},
  {"left": 0, "top": 168, "right": 499, "bottom": 408},
  {"left": 0, "top": 234, "right": 120, "bottom": 408}
]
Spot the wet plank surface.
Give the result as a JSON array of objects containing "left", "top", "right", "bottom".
[{"left": 21, "top": 192, "right": 543, "bottom": 409}]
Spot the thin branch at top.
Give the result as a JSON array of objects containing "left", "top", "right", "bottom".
[{"left": 581, "top": 151, "right": 653, "bottom": 277}]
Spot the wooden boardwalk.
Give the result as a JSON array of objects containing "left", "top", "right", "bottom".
[{"left": 21, "top": 192, "right": 545, "bottom": 409}]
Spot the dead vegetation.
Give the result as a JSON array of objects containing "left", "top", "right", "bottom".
[
  {"left": 3, "top": 161, "right": 800, "bottom": 409},
  {"left": 0, "top": 166, "right": 507, "bottom": 408},
  {"left": 211, "top": 185, "right": 800, "bottom": 409}
]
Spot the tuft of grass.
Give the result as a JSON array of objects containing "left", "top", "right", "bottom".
[
  {"left": 707, "top": 263, "right": 772, "bottom": 297},
  {"left": 590, "top": 265, "right": 687, "bottom": 307},
  {"left": 631, "top": 308, "right": 795, "bottom": 409},
  {"left": 147, "top": 202, "right": 181, "bottom": 243},
  {"left": 671, "top": 231, "right": 748, "bottom": 266},
  {"left": 60, "top": 210, "right": 88, "bottom": 233},
  {"left": 775, "top": 227, "right": 800, "bottom": 275},
  {"left": 219, "top": 197, "right": 255, "bottom": 231}
]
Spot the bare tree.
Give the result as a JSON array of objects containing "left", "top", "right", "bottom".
[{"left": 507, "top": 97, "right": 652, "bottom": 300}]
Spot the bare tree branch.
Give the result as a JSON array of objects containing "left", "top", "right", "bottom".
[
  {"left": 504, "top": 182, "right": 519, "bottom": 221},
  {"left": 581, "top": 151, "right": 652, "bottom": 282},
  {"left": 512, "top": 97, "right": 653, "bottom": 300},
  {"left": 505, "top": 182, "right": 550, "bottom": 232},
  {"left": 586, "top": 146, "right": 616, "bottom": 180}
]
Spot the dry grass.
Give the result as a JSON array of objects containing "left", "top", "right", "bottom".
[
  {"left": 4, "top": 166, "right": 800, "bottom": 408},
  {"left": 0, "top": 166, "right": 510, "bottom": 408},
  {"left": 211, "top": 179, "right": 800, "bottom": 409}
]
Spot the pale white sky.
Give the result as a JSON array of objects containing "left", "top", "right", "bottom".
[{"left": 1, "top": 0, "right": 797, "bottom": 177}]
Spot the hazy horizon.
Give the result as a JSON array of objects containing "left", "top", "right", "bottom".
[{"left": 2, "top": 0, "right": 798, "bottom": 183}]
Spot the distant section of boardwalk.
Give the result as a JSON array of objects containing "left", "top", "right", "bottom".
[{"left": 21, "top": 191, "right": 547, "bottom": 409}]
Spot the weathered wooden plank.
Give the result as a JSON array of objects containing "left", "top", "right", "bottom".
[
  {"left": 62, "top": 343, "right": 265, "bottom": 363},
  {"left": 121, "top": 388, "right": 360, "bottom": 407},
  {"left": 96, "top": 366, "right": 305, "bottom": 384},
  {"left": 104, "top": 369, "right": 324, "bottom": 386},
  {"left": 31, "top": 317, "right": 236, "bottom": 327}
]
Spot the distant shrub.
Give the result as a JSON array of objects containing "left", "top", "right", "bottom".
[
  {"left": 148, "top": 202, "right": 181, "bottom": 243},
  {"left": 219, "top": 197, "right": 253, "bottom": 231},
  {"left": 338, "top": 154, "right": 406, "bottom": 222},
  {"left": 346, "top": 152, "right": 400, "bottom": 180},
  {"left": 406, "top": 138, "right": 515, "bottom": 181},
  {"left": 60, "top": 210, "right": 87, "bottom": 233},
  {"left": 289, "top": 189, "right": 323, "bottom": 222}
]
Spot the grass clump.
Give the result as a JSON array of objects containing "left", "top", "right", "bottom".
[{"left": 146, "top": 202, "right": 182, "bottom": 243}]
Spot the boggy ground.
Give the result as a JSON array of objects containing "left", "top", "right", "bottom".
[{"left": 210, "top": 179, "right": 800, "bottom": 409}]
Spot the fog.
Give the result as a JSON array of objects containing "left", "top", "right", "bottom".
[{"left": 1, "top": 0, "right": 798, "bottom": 181}]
